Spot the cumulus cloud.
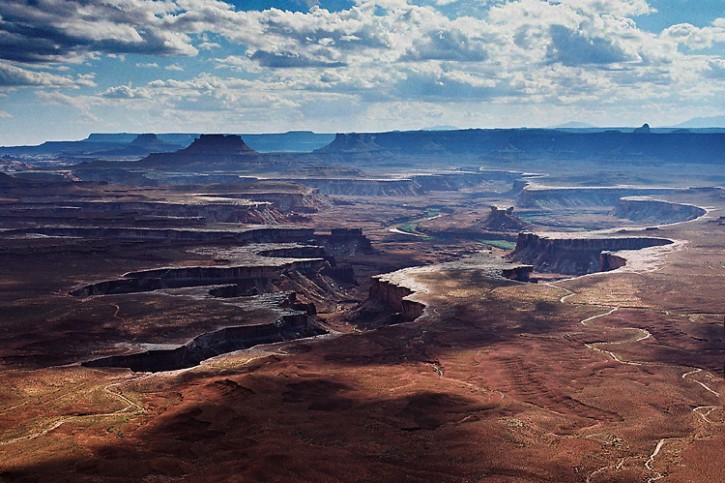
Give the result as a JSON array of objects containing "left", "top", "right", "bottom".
[
  {"left": 0, "top": 0, "right": 197, "bottom": 64},
  {"left": 704, "top": 58, "right": 725, "bottom": 79},
  {"left": 0, "top": 61, "right": 95, "bottom": 87},
  {"left": 402, "top": 29, "right": 488, "bottom": 61},
  {"left": 661, "top": 22, "right": 725, "bottom": 50},
  {"left": 250, "top": 50, "right": 347, "bottom": 68},
  {"left": 1, "top": 0, "right": 723, "bottom": 134},
  {"left": 546, "top": 25, "right": 632, "bottom": 65},
  {"left": 101, "top": 85, "right": 151, "bottom": 99}
]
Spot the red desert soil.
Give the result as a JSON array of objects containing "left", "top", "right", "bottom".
[{"left": 0, "top": 182, "right": 722, "bottom": 482}]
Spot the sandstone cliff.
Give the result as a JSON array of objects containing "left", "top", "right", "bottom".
[
  {"left": 613, "top": 197, "right": 706, "bottom": 225},
  {"left": 510, "top": 232, "right": 673, "bottom": 275},
  {"left": 82, "top": 292, "right": 323, "bottom": 372},
  {"left": 314, "top": 129, "right": 725, "bottom": 163}
]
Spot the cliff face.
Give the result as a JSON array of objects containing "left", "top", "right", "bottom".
[
  {"left": 368, "top": 276, "right": 425, "bottom": 323},
  {"left": 516, "top": 187, "right": 675, "bottom": 209},
  {"left": 599, "top": 251, "right": 628, "bottom": 272},
  {"left": 22, "top": 226, "right": 315, "bottom": 243},
  {"left": 284, "top": 177, "right": 420, "bottom": 196},
  {"left": 316, "top": 228, "right": 375, "bottom": 257},
  {"left": 360, "top": 255, "right": 535, "bottom": 327},
  {"left": 139, "top": 134, "right": 260, "bottom": 169},
  {"left": 82, "top": 292, "right": 324, "bottom": 372},
  {"left": 180, "top": 134, "right": 256, "bottom": 155},
  {"left": 280, "top": 171, "right": 519, "bottom": 197},
  {"left": 315, "top": 129, "right": 725, "bottom": 163},
  {"left": 501, "top": 265, "right": 534, "bottom": 282},
  {"left": 510, "top": 233, "right": 673, "bottom": 275},
  {"left": 237, "top": 190, "right": 327, "bottom": 212},
  {"left": 614, "top": 197, "right": 706, "bottom": 225},
  {"left": 95, "top": 133, "right": 181, "bottom": 156},
  {"left": 314, "top": 133, "right": 387, "bottom": 154},
  {"left": 71, "top": 258, "right": 328, "bottom": 297},
  {"left": 478, "top": 206, "right": 529, "bottom": 232}
]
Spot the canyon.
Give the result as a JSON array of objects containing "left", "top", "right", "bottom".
[{"left": 0, "top": 129, "right": 722, "bottom": 483}]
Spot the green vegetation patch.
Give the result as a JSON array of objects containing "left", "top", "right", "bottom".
[{"left": 478, "top": 239, "right": 516, "bottom": 250}]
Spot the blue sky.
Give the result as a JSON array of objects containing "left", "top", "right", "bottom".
[{"left": 0, "top": 0, "right": 723, "bottom": 145}]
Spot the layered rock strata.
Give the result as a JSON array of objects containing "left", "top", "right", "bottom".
[
  {"left": 19, "top": 226, "right": 315, "bottom": 243},
  {"left": 510, "top": 232, "right": 673, "bottom": 275},
  {"left": 316, "top": 129, "right": 725, "bottom": 163},
  {"left": 82, "top": 292, "right": 324, "bottom": 372},
  {"left": 275, "top": 171, "right": 519, "bottom": 197},
  {"left": 516, "top": 186, "right": 676, "bottom": 209},
  {"left": 364, "top": 253, "right": 533, "bottom": 326},
  {"left": 613, "top": 197, "right": 706, "bottom": 225}
]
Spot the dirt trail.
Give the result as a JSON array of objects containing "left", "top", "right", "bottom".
[
  {"left": 0, "top": 374, "right": 146, "bottom": 447},
  {"left": 645, "top": 439, "right": 666, "bottom": 483},
  {"left": 546, "top": 276, "right": 721, "bottom": 483}
]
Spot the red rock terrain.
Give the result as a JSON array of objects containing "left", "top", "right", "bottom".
[{"left": 0, "top": 166, "right": 722, "bottom": 482}]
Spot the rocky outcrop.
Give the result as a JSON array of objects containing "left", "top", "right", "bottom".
[
  {"left": 599, "top": 251, "right": 627, "bottom": 272},
  {"left": 315, "top": 228, "right": 375, "bottom": 257},
  {"left": 516, "top": 187, "right": 676, "bottom": 209},
  {"left": 480, "top": 206, "right": 529, "bottom": 231},
  {"left": 179, "top": 134, "right": 256, "bottom": 155},
  {"left": 358, "top": 254, "right": 535, "bottom": 328},
  {"left": 2, "top": 198, "right": 292, "bottom": 226},
  {"left": 282, "top": 177, "right": 420, "bottom": 196},
  {"left": 280, "top": 171, "right": 520, "bottom": 197},
  {"left": 320, "top": 264, "right": 356, "bottom": 284},
  {"left": 417, "top": 206, "right": 526, "bottom": 240},
  {"left": 368, "top": 276, "right": 425, "bottom": 323},
  {"left": 138, "top": 134, "right": 261, "bottom": 169},
  {"left": 232, "top": 190, "right": 326, "bottom": 212},
  {"left": 613, "top": 197, "right": 706, "bottom": 225},
  {"left": 70, "top": 258, "right": 327, "bottom": 297},
  {"left": 20, "top": 226, "right": 315, "bottom": 243},
  {"left": 501, "top": 265, "right": 534, "bottom": 282},
  {"left": 95, "top": 133, "right": 181, "bottom": 156},
  {"left": 82, "top": 292, "right": 324, "bottom": 372},
  {"left": 314, "top": 133, "right": 388, "bottom": 154},
  {"left": 510, "top": 232, "right": 673, "bottom": 275},
  {"left": 411, "top": 171, "right": 519, "bottom": 191},
  {"left": 634, "top": 123, "right": 651, "bottom": 134},
  {"left": 256, "top": 246, "right": 328, "bottom": 260},
  {"left": 242, "top": 131, "right": 335, "bottom": 153},
  {"left": 67, "top": 236, "right": 362, "bottom": 298}
]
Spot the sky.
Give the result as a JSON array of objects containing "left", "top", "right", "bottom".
[{"left": 0, "top": 0, "right": 723, "bottom": 145}]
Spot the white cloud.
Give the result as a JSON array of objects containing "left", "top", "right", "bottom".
[
  {"left": 101, "top": 85, "right": 151, "bottom": 99},
  {"left": 0, "top": 62, "right": 96, "bottom": 88},
  {"left": 661, "top": 21, "right": 725, "bottom": 50},
  {"left": 1, "top": 0, "right": 722, "bottom": 135},
  {"left": 0, "top": 0, "right": 198, "bottom": 63}
]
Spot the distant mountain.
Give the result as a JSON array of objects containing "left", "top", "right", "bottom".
[
  {"left": 136, "top": 134, "right": 261, "bottom": 170},
  {"left": 316, "top": 128, "right": 725, "bottom": 163},
  {"left": 423, "top": 125, "right": 459, "bottom": 131},
  {"left": 551, "top": 121, "right": 596, "bottom": 129},
  {"left": 671, "top": 116, "right": 725, "bottom": 128},
  {"left": 0, "top": 131, "right": 334, "bottom": 157},
  {"left": 242, "top": 131, "right": 335, "bottom": 152},
  {"left": 94, "top": 134, "right": 182, "bottom": 156}
]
